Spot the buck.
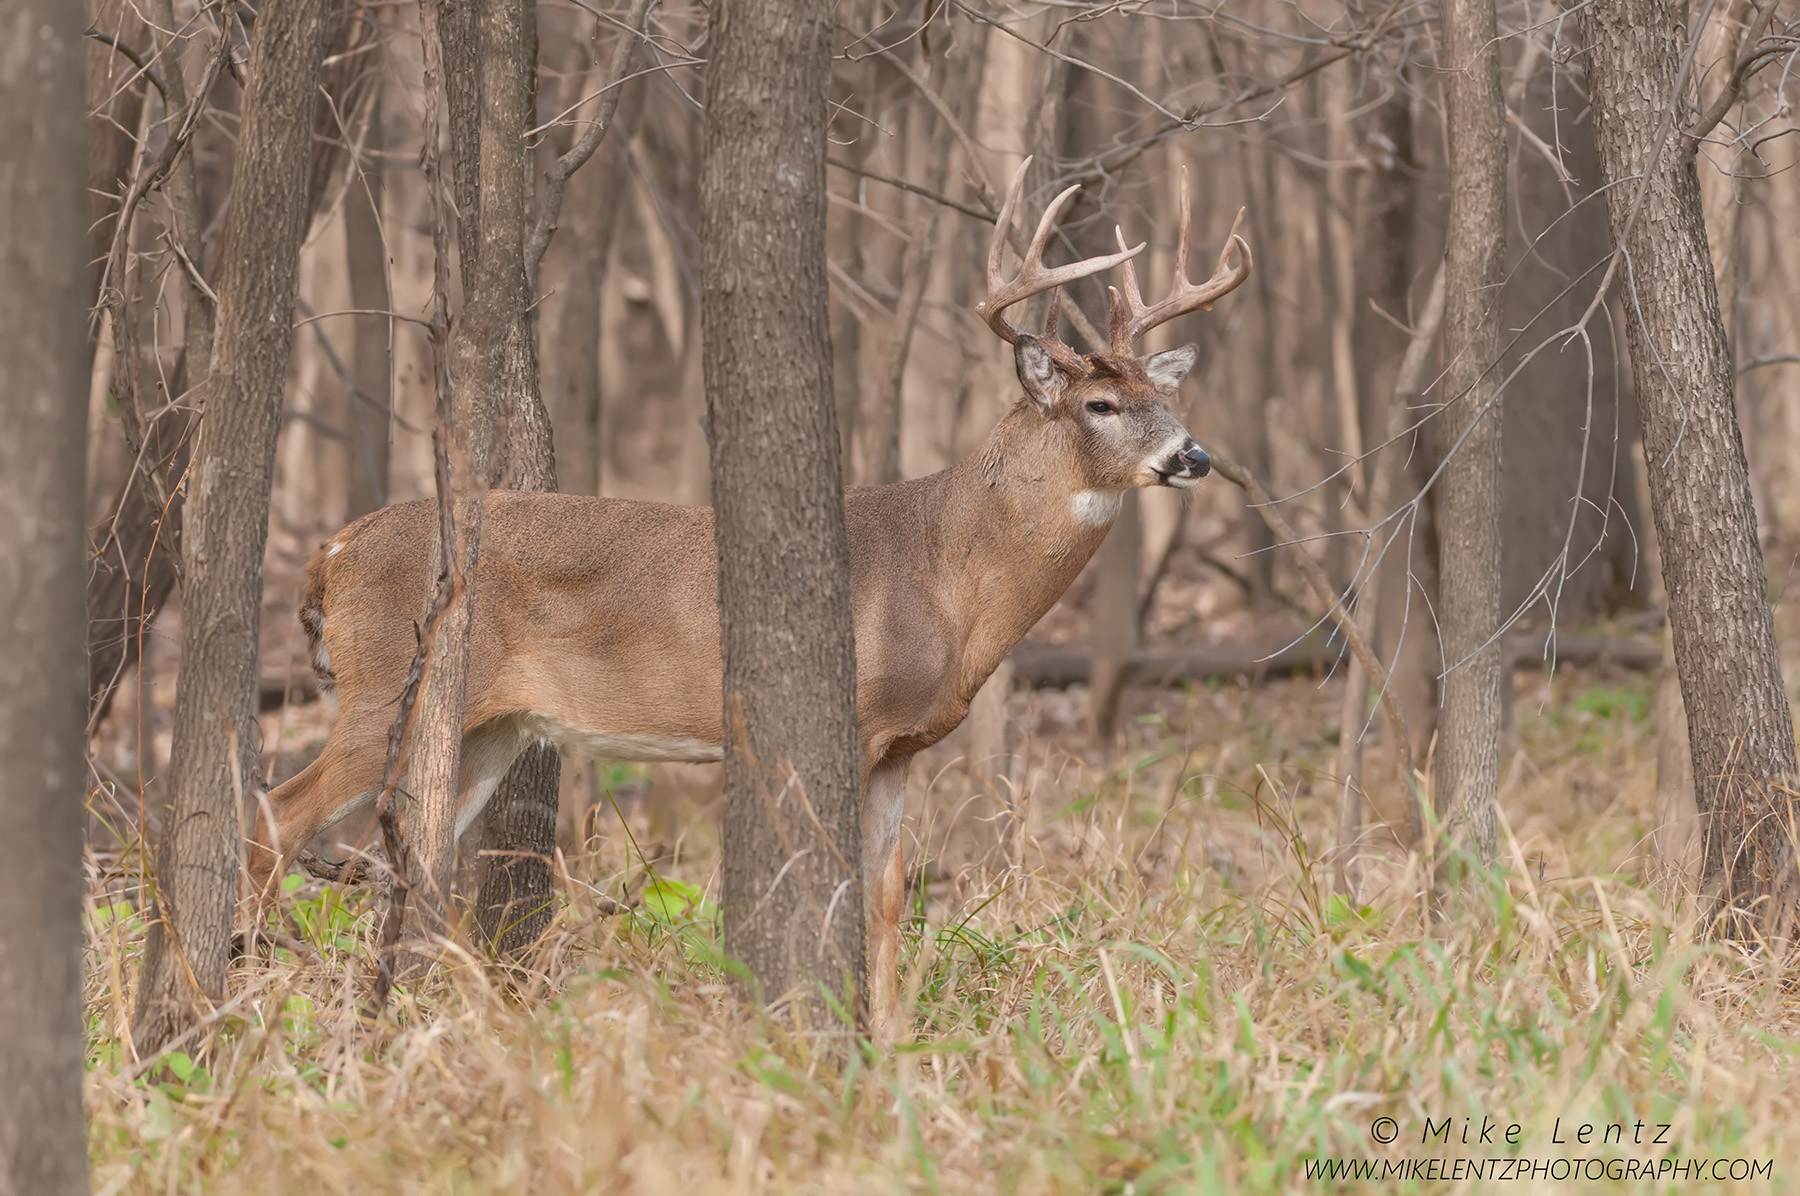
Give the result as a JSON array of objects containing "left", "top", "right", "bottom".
[{"left": 246, "top": 160, "right": 1249, "bottom": 1035}]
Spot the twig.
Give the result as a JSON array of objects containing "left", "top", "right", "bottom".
[
  {"left": 1688, "top": 0, "right": 1786, "bottom": 143},
  {"left": 523, "top": 0, "right": 655, "bottom": 296},
  {"left": 85, "top": 27, "right": 170, "bottom": 103},
  {"left": 1208, "top": 452, "right": 1418, "bottom": 791},
  {"left": 97, "top": 0, "right": 233, "bottom": 512}
]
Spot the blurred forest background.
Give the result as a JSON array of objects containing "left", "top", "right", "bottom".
[{"left": 79, "top": 0, "right": 1800, "bottom": 880}]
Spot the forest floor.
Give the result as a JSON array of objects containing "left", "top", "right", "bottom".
[{"left": 79, "top": 564, "right": 1800, "bottom": 1193}]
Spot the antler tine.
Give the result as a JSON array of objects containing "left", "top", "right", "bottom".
[
  {"left": 1109, "top": 167, "right": 1253, "bottom": 354},
  {"left": 984, "top": 158, "right": 1030, "bottom": 317},
  {"left": 979, "top": 155, "right": 1145, "bottom": 362},
  {"left": 1171, "top": 169, "right": 1193, "bottom": 291},
  {"left": 1110, "top": 224, "right": 1148, "bottom": 354}
]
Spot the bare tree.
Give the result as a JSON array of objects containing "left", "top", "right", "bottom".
[
  {"left": 135, "top": 0, "right": 330, "bottom": 1054},
  {"left": 1584, "top": 0, "right": 1797, "bottom": 925},
  {"left": 1433, "top": 0, "right": 1508, "bottom": 870},
  {"left": 701, "top": 0, "right": 864, "bottom": 1020},
  {"left": 0, "top": 3, "right": 90, "bottom": 1188}
]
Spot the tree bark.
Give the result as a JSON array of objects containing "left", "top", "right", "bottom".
[
  {"left": 702, "top": 0, "right": 864, "bottom": 1022},
  {"left": 1653, "top": 0, "right": 1750, "bottom": 882},
  {"left": 1432, "top": 0, "right": 1508, "bottom": 871},
  {"left": 1584, "top": 0, "right": 1796, "bottom": 926},
  {"left": 404, "top": 0, "right": 522, "bottom": 945},
  {"left": 134, "top": 0, "right": 330, "bottom": 1055},
  {"left": 0, "top": 3, "right": 90, "bottom": 1187},
  {"left": 466, "top": 0, "right": 561, "bottom": 956},
  {"left": 470, "top": 0, "right": 647, "bottom": 957}
]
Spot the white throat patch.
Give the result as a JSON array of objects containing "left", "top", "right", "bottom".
[{"left": 1070, "top": 489, "right": 1124, "bottom": 527}]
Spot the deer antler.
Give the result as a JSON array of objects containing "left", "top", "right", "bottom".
[
  {"left": 1107, "top": 168, "right": 1252, "bottom": 357},
  {"left": 978, "top": 157, "right": 1144, "bottom": 372}
]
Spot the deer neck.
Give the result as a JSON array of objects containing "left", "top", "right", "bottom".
[{"left": 937, "top": 404, "right": 1120, "bottom": 685}]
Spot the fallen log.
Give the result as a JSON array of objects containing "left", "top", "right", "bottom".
[{"left": 1010, "top": 632, "right": 1662, "bottom": 690}]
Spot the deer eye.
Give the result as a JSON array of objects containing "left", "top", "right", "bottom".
[{"left": 1086, "top": 400, "right": 1115, "bottom": 416}]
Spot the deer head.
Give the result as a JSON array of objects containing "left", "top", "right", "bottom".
[{"left": 977, "top": 158, "right": 1251, "bottom": 507}]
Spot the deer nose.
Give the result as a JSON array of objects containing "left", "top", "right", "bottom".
[{"left": 1178, "top": 442, "right": 1211, "bottom": 477}]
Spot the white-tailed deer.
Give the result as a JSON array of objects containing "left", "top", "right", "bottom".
[{"left": 248, "top": 159, "right": 1249, "bottom": 1035}]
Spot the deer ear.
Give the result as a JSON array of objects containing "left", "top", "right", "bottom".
[
  {"left": 1143, "top": 344, "right": 1198, "bottom": 393},
  {"left": 1015, "top": 335, "right": 1067, "bottom": 411}
]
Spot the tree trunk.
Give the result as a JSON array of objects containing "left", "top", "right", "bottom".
[
  {"left": 467, "top": 0, "right": 562, "bottom": 957},
  {"left": 1235, "top": 132, "right": 1278, "bottom": 603},
  {"left": 1432, "top": 0, "right": 1508, "bottom": 871},
  {"left": 472, "top": 0, "right": 648, "bottom": 957},
  {"left": 1584, "top": 0, "right": 1796, "bottom": 925},
  {"left": 1336, "top": 45, "right": 1420, "bottom": 887},
  {"left": 701, "top": 0, "right": 863, "bottom": 1022},
  {"left": 345, "top": 88, "right": 392, "bottom": 520},
  {"left": 134, "top": 0, "right": 329, "bottom": 1055},
  {"left": 1653, "top": 0, "right": 1750, "bottom": 882},
  {"left": 540, "top": 70, "right": 641, "bottom": 500},
  {"left": 1089, "top": 490, "right": 1141, "bottom": 746},
  {"left": 404, "top": 0, "right": 523, "bottom": 945},
  {"left": 0, "top": 4, "right": 90, "bottom": 1186}
]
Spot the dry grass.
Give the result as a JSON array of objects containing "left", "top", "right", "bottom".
[{"left": 82, "top": 662, "right": 1800, "bottom": 1194}]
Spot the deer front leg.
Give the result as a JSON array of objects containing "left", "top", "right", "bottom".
[
  {"left": 241, "top": 736, "right": 387, "bottom": 928},
  {"left": 862, "top": 752, "right": 911, "bottom": 1043}
]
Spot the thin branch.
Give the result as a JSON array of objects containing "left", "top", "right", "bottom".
[
  {"left": 875, "top": 43, "right": 998, "bottom": 210},
  {"left": 85, "top": 27, "right": 170, "bottom": 103},
  {"left": 523, "top": 0, "right": 655, "bottom": 296},
  {"left": 97, "top": 0, "right": 232, "bottom": 509},
  {"left": 1688, "top": 0, "right": 1785, "bottom": 142},
  {"left": 1209, "top": 452, "right": 1418, "bottom": 792},
  {"left": 827, "top": 156, "right": 991, "bottom": 223}
]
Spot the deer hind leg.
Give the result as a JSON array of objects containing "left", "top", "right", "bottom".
[
  {"left": 863, "top": 752, "right": 912, "bottom": 1044},
  {"left": 448, "top": 713, "right": 538, "bottom": 839}
]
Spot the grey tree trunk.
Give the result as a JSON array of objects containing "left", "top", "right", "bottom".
[
  {"left": 1654, "top": 0, "right": 1752, "bottom": 882},
  {"left": 464, "top": 0, "right": 561, "bottom": 957},
  {"left": 1584, "top": 0, "right": 1796, "bottom": 925},
  {"left": 701, "top": 0, "right": 864, "bottom": 1022},
  {"left": 1432, "top": 0, "right": 1508, "bottom": 870},
  {"left": 134, "top": 0, "right": 330, "bottom": 1054},
  {"left": 0, "top": 4, "right": 90, "bottom": 1188},
  {"left": 471, "top": 0, "right": 648, "bottom": 956},
  {"left": 1089, "top": 490, "right": 1140, "bottom": 746},
  {"left": 1235, "top": 133, "right": 1278, "bottom": 603},
  {"left": 345, "top": 88, "right": 391, "bottom": 520},
  {"left": 540, "top": 66, "right": 641, "bottom": 500},
  {"left": 404, "top": 0, "right": 524, "bottom": 944}
]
